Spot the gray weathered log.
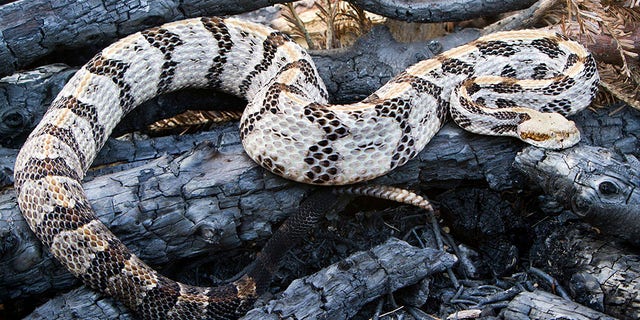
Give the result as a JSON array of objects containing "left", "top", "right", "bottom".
[
  {"left": 0, "top": 119, "right": 505, "bottom": 302},
  {"left": 241, "top": 238, "right": 456, "bottom": 319},
  {"left": 501, "top": 290, "right": 617, "bottom": 320},
  {"left": 0, "top": 0, "right": 291, "bottom": 77},
  {"left": 350, "top": 0, "right": 537, "bottom": 23},
  {"left": 0, "top": 64, "right": 76, "bottom": 147},
  {"left": 23, "top": 287, "right": 133, "bottom": 320},
  {"left": 530, "top": 223, "right": 640, "bottom": 320},
  {"left": 23, "top": 238, "right": 456, "bottom": 320},
  {"left": 514, "top": 145, "right": 640, "bottom": 245},
  {"left": 0, "top": 139, "right": 304, "bottom": 302}
]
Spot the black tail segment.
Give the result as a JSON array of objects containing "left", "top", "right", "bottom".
[{"left": 244, "top": 189, "right": 339, "bottom": 297}]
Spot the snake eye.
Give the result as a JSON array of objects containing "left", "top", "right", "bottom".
[{"left": 598, "top": 181, "right": 618, "bottom": 195}]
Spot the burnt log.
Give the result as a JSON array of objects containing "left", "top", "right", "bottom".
[
  {"left": 0, "top": 0, "right": 291, "bottom": 77},
  {"left": 351, "top": 0, "right": 537, "bottom": 23},
  {"left": 242, "top": 238, "right": 456, "bottom": 319},
  {"left": 501, "top": 290, "right": 617, "bottom": 320},
  {"left": 530, "top": 222, "right": 640, "bottom": 320},
  {"left": 515, "top": 145, "right": 640, "bottom": 246},
  {"left": 3, "top": 106, "right": 639, "bottom": 314}
]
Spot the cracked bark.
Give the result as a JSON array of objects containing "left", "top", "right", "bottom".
[
  {"left": 530, "top": 222, "right": 640, "bottom": 320},
  {"left": 0, "top": 0, "right": 291, "bottom": 77},
  {"left": 242, "top": 238, "right": 456, "bottom": 319},
  {"left": 2, "top": 105, "right": 639, "bottom": 313},
  {"left": 502, "top": 290, "right": 617, "bottom": 320}
]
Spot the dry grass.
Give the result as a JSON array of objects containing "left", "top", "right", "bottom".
[
  {"left": 280, "top": 0, "right": 375, "bottom": 49},
  {"left": 545, "top": 0, "right": 639, "bottom": 109}
]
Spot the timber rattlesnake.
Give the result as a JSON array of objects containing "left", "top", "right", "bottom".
[{"left": 14, "top": 17, "right": 599, "bottom": 319}]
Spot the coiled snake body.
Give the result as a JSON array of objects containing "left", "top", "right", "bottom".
[{"left": 14, "top": 17, "right": 599, "bottom": 319}]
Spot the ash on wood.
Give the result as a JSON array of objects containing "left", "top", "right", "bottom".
[
  {"left": 502, "top": 290, "right": 617, "bottom": 320},
  {"left": 530, "top": 222, "right": 640, "bottom": 320}
]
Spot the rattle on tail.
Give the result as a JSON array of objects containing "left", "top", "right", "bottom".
[{"left": 14, "top": 17, "right": 598, "bottom": 319}]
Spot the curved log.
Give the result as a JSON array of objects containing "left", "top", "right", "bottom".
[
  {"left": 530, "top": 223, "right": 640, "bottom": 320},
  {"left": 350, "top": 0, "right": 537, "bottom": 22},
  {"left": 0, "top": 0, "right": 289, "bottom": 77},
  {"left": 502, "top": 290, "right": 617, "bottom": 320},
  {"left": 515, "top": 145, "right": 640, "bottom": 246}
]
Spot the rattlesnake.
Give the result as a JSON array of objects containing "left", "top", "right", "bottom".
[{"left": 14, "top": 17, "right": 599, "bottom": 319}]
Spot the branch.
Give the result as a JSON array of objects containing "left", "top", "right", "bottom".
[
  {"left": 242, "top": 238, "right": 456, "bottom": 319},
  {"left": 0, "top": 0, "right": 290, "bottom": 77},
  {"left": 515, "top": 145, "right": 640, "bottom": 246},
  {"left": 502, "top": 290, "right": 617, "bottom": 320},
  {"left": 348, "top": 0, "right": 537, "bottom": 23},
  {"left": 530, "top": 223, "right": 640, "bottom": 319}
]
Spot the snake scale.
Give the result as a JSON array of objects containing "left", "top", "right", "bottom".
[{"left": 14, "top": 17, "right": 599, "bottom": 319}]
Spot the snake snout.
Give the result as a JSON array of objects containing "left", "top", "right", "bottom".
[{"left": 517, "top": 112, "right": 581, "bottom": 149}]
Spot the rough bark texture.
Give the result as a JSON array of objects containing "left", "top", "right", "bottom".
[
  {"left": 241, "top": 238, "right": 456, "bottom": 320},
  {"left": 0, "top": 0, "right": 291, "bottom": 77},
  {"left": 502, "top": 290, "right": 617, "bottom": 320},
  {"left": 530, "top": 222, "right": 640, "bottom": 320},
  {"left": 515, "top": 145, "right": 640, "bottom": 246},
  {"left": 351, "top": 0, "right": 537, "bottom": 22},
  {"left": 3, "top": 106, "right": 639, "bottom": 316}
]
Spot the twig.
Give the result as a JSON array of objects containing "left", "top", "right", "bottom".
[{"left": 481, "top": 0, "right": 562, "bottom": 34}]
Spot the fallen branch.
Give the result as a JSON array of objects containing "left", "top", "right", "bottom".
[
  {"left": 502, "top": 290, "right": 617, "bottom": 320},
  {"left": 242, "top": 238, "right": 456, "bottom": 319},
  {"left": 530, "top": 223, "right": 640, "bottom": 320},
  {"left": 333, "top": 0, "right": 537, "bottom": 23},
  {"left": 0, "top": 0, "right": 291, "bottom": 77}
]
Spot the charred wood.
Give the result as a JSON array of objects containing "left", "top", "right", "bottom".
[
  {"left": 0, "top": 0, "right": 290, "bottom": 77},
  {"left": 351, "top": 0, "right": 536, "bottom": 23},
  {"left": 0, "top": 0, "right": 549, "bottom": 77},
  {"left": 502, "top": 290, "right": 617, "bottom": 320},
  {"left": 515, "top": 145, "right": 640, "bottom": 246},
  {"left": 530, "top": 222, "right": 640, "bottom": 320}
]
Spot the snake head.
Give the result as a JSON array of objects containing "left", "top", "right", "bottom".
[{"left": 517, "top": 111, "right": 580, "bottom": 149}]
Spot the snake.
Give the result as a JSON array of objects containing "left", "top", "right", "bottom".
[{"left": 13, "top": 17, "right": 599, "bottom": 319}]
